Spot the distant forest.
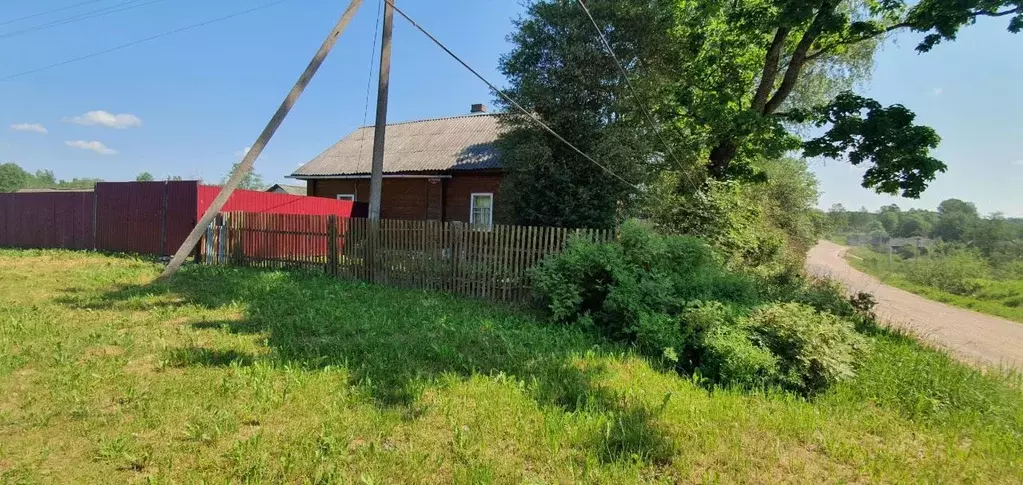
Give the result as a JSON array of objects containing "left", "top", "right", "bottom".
[
  {"left": 827, "top": 199, "right": 1023, "bottom": 265},
  {"left": 0, "top": 162, "right": 186, "bottom": 193}
]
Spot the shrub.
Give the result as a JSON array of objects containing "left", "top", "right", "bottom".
[
  {"left": 532, "top": 221, "right": 873, "bottom": 394},
  {"left": 748, "top": 303, "right": 870, "bottom": 393},
  {"left": 901, "top": 248, "right": 989, "bottom": 295},
  {"left": 531, "top": 220, "right": 758, "bottom": 339},
  {"left": 698, "top": 326, "right": 780, "bottom": 389}
]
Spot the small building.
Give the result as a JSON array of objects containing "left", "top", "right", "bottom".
[
  {"left": 290, "top": 106, "right": 506, "bottom": 229},
  {"left": 266, "top": 184, "right": 307, "bottom": 196}
]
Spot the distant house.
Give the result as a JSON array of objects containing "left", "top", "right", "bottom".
[
  {"left": 266, "top": 184, "right": 307, "bottom": 196},
  {"left": 290, "top": 105, "right": 506, "bottom": 229}
]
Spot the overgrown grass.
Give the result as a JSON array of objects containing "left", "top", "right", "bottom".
[
  {"left": 847, "top": 246, "right": 1023, "bottom": 323},
  {"left": 1, "top": 249, "right": 1021, "bottom": 482}
]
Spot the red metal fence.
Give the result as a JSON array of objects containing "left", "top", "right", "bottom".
[
  {"left": 0, "top": 191, "right": 94, "bottom": 250},
  {"left": 0, "top": 181, "right": 364, "bottom": 256}
]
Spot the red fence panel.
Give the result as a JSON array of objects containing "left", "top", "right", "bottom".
[
  {"left": 94, "top": 182, "right": 169, "bottom": 254},
  {"left": 0, "top": 192, "right": 94, "bottom": 250},
  {"left": 164, "top": 181, "right": 199, "bottom": 256},
  {"left": 197, "top": 185, "right": 363, "bottom": 218}
]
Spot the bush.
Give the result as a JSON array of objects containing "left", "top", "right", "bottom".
[
  {"left": 531, "top": 220, "right": 758, "bottom": 339},
  {"left": 698, "top": 325, "right": 780, "bottom": 389},
  {"left": 532, "top": 220, "right": 872, "bottom": 394},
  {"left": 903, "top": 252, "right": 988, "bottom": 295},
  {"left": 748, "top": 303, "right": 870, "bottom": 393}
]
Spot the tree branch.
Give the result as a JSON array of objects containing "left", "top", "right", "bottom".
[
  {"left": 764, "top": 1, "right": 839, "bottom": 115},
  {"left": 805, "top": 22, "right": 910, "bottom": 63},
  {"left": 751, "top": 27, "right": 790, "bottom": 112},
  {"left": 979, "top": 7, "right": 1022, "bottom": 18}
]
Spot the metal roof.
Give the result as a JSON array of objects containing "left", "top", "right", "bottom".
[
  {"left": 266, "top": 184, "right": 307, "bottom": 195},
  {"left": 291, "top": 114, "right": 504, "bottom": 178}
]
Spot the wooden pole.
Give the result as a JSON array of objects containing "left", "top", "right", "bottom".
[
  {"left": 368, "top": 0, "right": 394, "bottom": 221},
  {"left": 157, "top": 0, "right": 364, "bottom": 281}
]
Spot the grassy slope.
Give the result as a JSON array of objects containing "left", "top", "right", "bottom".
[
  {"left": 0, "top": 250, "right": 1021, "bottom": 483},
  {"left": 845, "top": 247, "right": 1023, "bottom": 324}
]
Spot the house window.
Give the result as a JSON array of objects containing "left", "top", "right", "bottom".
[
  {"left": 470, "top": 193, "right": 494, "bottom": 230},
  {"left": 336, "top": 194, "right": 356, "bottom": 202}
]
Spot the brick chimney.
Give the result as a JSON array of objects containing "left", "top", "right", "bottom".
[{"left": 470, "top": 103, "right": 487, "bottom": 114}]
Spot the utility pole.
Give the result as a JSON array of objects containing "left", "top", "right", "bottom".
[
  {"left": 156, "top": 0, "right": 364, "bottom": 281},
  {"left": 368, "top": 0, "right": 395, "bottom": 220}
]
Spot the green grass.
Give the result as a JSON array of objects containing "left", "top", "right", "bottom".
[
  {"left": 1, "top": 249, "right": 1022, "bottom": 483},
  {"left": 846, "top": 247, "right": 1023, "bottom": 324}
]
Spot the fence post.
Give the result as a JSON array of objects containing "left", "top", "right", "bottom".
[
  {"left": 326, "top": 215, "right": 339, "bottom": 276},
  {"left": 232, "top": 213, "right": 245, "bottom": 266},
  {"left": 91, "top": 190, "right": 98, "bottom": 250},
  {"left": 160, "top": 181, "right": 170, "bottom": 256},
  {"left": 450, "top": 221, "right": 463, "bottom": 293}
]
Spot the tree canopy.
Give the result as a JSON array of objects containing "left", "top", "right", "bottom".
[
  {"left": 497, "top": 0, "right": 1020, "bottom": 229},
  {"left": 223, "top": 162, "right": 266, "bottom": 191}
]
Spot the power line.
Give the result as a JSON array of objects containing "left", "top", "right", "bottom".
[
  {"left": 383, "top": 0, "right": 641, "bottom": 191},
  {"left": 0, "top": 0, "right": 168, "bottom": 41},
  {"left": 1, "top": 0, "right": 298, "bottom": 82},
  {"left": 574, "top": 0, "right": 703, "bottom": 193},
  {"left": 0, "top": 0, "right": 104, "bottom": 26}
]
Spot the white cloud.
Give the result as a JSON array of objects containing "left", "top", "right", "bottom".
[
  {"left": 10, "top": 123, "right": 48, "bottom": 134},
  {"left": 1013, "top": 160, "right": 1023, "bottom": 166},
  {"left": 64, "top": 110, "right": 142, "bottom": 129},
  {"left": 932, "top": 87, "right": 944, "bottom": 96},
  {"left": 234, "top": 146, "right": 251, "bottom": 157},
  {"left": 65, "top": 140, "right": 118, "bottom": 155}
]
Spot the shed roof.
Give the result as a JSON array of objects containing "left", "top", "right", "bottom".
[
  {"left": 291, "top": 114, "right": 504, "bottom": 178},
  {"left": 266, "top": 184, "right": 306, "bottom": 195}
]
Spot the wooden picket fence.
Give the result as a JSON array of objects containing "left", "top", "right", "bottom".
[{"left": 199, "top": 212, "right": 614, "bottom": 302}]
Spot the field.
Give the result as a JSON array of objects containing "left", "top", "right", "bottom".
[
  {"left": 1, "top": 250, "right": 1022, "bottom": 483},
  {"left": 846, "top": 247, "right": 1023, "bottom": 324}
]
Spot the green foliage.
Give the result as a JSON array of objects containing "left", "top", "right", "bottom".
[
  {"left": 792, "top": 92, "right": 945, "bottom": 198},
  {"left": 531, "top": 220, "right": 757, "bottom": 336},
  {"left": 224, "top": 162, "right": 266, "bottom": 191},
  {"left": 902, "top": 247, "right": 989, "bottom": 295},
  {"left": 747, "top": 303, "right": 870, "bottom": 394},
  {"left": 0, "top": 162, "right": 102, "bottom": 191},
  {"left": 0, "top": 162, "right": 31, "bottom": 192},
  {"left": 532, "top": 220, "right": 869, "bottom": 393},
  {"left": 495, "top": 0, "right": 653, "bottom": 228},
  {"left": 698, "top": 324, "right": 781, "bottom": 389},
  {"left": 135, "top": 172, "right": 154, "bottom": 182}
]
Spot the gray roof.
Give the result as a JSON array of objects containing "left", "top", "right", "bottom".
[
  {"left": 292, "top": 114, "right": 504, "bottom": 178},
  {"left": 267, "top": 184, "right": 306, "bottom": 195}
]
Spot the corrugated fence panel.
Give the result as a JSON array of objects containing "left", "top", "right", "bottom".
[
  {"left": 164, "top": 181, "right": 199, "bottom": 256},
  {"left": 0, "top": 192, "right": 95, "bottom": 250},
  {"left": 95, "top": 182, "right": 167, "bottom": 254}
]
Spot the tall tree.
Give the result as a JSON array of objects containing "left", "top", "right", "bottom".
[
  {"left": 695, "top": 0, "right": 1018, "bottom": 196},
  {"left": 223, "top": 162, "right": 266, "bottom": 191},
  {"left": 0, "top": 163, "right": 31, "bottom": 193},
  {"left": 496, "top": 0, "right": 654, "bottom": 228},
  {"left": 136, "top": 172, "right": 155, "bottom": 182}
]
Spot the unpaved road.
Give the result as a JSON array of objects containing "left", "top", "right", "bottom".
[{"left": 806, "top": 240, "right": 1023, "bottom": 370}]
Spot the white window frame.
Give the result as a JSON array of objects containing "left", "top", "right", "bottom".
[
  {"left": 469, "top": 192, "right": 494, "bottom": 230},
  {"left": 336, "top": 194, "right": 356, "bottom": 202}
]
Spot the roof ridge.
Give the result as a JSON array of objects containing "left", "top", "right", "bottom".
[{"left": 356, "top": 112, "right": 504, "bottom": 129}]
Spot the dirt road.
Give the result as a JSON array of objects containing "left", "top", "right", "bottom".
[{"left": 806, "top": 240, "right": 1023, "bottom": 370}]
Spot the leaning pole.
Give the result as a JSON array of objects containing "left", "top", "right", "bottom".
[{"left": 157, "top": 0, "right": 365, "bottom": 282}]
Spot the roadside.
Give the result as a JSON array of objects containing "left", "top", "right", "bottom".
[{"left": 807, "top": 240, "right": 1023, "bottom": 370}]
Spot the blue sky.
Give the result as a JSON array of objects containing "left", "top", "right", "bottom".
[{"left": 1, "top": 1, "right": 1020, "bottom": 216}]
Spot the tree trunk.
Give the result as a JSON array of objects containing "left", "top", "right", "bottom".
[{"left": 707, "top": 141, "right": 739, "bottom": 179}]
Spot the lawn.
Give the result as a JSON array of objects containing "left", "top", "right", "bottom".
[
  {"left": 846, "top": 247, "right": 1023, "bottom": 324},
  {"left": 1, "top": 250, "right": 1022, "bottom": 483}
]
